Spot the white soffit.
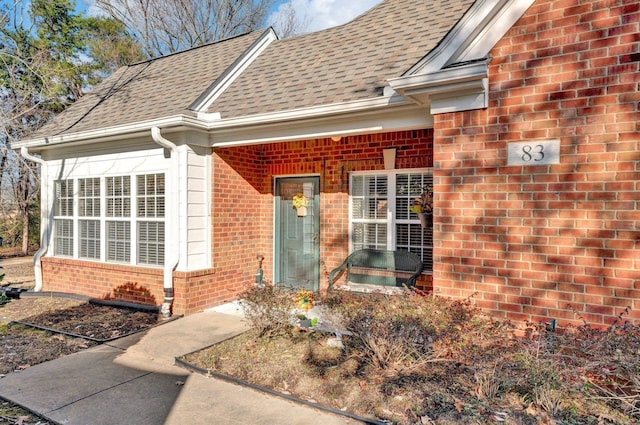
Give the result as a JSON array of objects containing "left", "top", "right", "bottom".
[{"left": 209, "top": 103, "right": 433, "bottom": 147}]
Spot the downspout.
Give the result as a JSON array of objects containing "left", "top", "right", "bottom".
[
  {"left": 151, "top": 127, "right": 180, "bottom": 318},
  {"left": 20, "top": 147, "right": 47, "bottom": 292}
]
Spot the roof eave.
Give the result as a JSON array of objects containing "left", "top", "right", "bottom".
[
  {"left": 206, "top": 95, "right": 433, "bottom": 147},
  {"left": 11, "top": 115, "right": 209, "bottom": 152},
  {"left": 389, "top": 60, "right": 489, "bottom": 114},
  {"left": 12, "top": 94, "right": 433, "bottom": 151}
]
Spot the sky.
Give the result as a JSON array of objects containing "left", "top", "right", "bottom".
[
  {"left": 77, "top": 0, "right": 382, "bottom": 34},
  {"left": 267, "top": 0, "right": 382, "bottom": 32}
]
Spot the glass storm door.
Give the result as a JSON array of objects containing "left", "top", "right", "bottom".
[{"left": 274, "top": 177, "right": 320, "bottom": 291}]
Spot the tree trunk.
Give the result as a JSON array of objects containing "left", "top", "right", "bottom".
[
  {"left": 0, "top": 151, "right": 6, "bottom": 198},
  {"left": 21, "top": 210, "right": 29, "bottom": 255}
]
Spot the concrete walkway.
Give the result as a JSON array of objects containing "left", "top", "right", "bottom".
[{"left": 0, "top": 306, "right": 364, "bottom": 425}]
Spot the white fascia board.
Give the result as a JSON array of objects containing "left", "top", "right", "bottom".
[
  {"left": 12, "top": 115, "right": 209, "bottom": 152},
  {"left": 390, "top": 61, "right": 488, "bottom": 94},
  {"left": 406, "top": 0, "right": 535, "bottom": 75},
  {"left": 208, "top": 102, "right": 433, "bottom": 147},
  {"left": 202, "top": 94, "right": 409, "bottom": 128},
  {"left": 15, "top": 94, "right": 426, "bottom": 151},
  {"left": 189, "top": 28, "right": 278, "bottom": 113},
  {"left": 389, "top": 61, "right": 488, "bottom": 110}
]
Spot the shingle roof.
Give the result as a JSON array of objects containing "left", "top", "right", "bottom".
[
  {"left": 208, "top": 0, "right": 475, "bottom": 119},
  {"left": 30, "top": 0, "right": 476, "bottom": 139},
  {"left": 31, "top": 31, "right": 265, "bottom": 138}
]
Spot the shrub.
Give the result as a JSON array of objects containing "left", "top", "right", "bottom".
[
  {"left": 323, "top": 290, "right": 480, "bottom": 376},
  {"left": 238, "top": 283, "right": 295, "bottom": 337}
]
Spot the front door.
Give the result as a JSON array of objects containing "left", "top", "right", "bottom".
[{"left": 274, "top": 177, "right": 320, "bottom": 290}]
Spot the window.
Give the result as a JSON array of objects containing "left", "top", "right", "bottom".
[
  {"left": 136, "top": 174, "right": 165, "bottom": 265},
  {"left": 137, "top": 174, "right": 165, "bottom": 218},
  {"left": 107, "top": 221, "right": 130, "bottom": 263},
  {"left": 350, "top": 170, "right": 433, "bottom": 271},
  {"left": 138, "top": 222, "right": 164, "bottom": 265},
  {"left": 351, "top": 175, "right": 388, "bottom": 251},
  {"left": 79, "top": 178, "right": 100, "bottom": 259},
  {"left": 54, "top": 180, "right": 74, "bottom": 256},
  {"left": 106, "top": 176, "right": 130, "bottom": 217},
  {"left": 106, "top": 176, "right": 131, "bottom": 263},
  {"left": 51, "top": 174, "right": 165, "bottom": 266}
]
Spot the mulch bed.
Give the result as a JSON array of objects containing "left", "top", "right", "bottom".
[
  {"left": 13, "top": 300, "right": 161, "bottom": 342},
  {"left": 0, "top": 296, "right": 163, "bottom": 375}
]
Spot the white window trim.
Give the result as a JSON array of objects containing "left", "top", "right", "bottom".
[
  {"left": 349, "top": 168, "right": 433, "bottom": 272},
  {"left": 50, "top": 173, "right": 165, "bottom": 267}
]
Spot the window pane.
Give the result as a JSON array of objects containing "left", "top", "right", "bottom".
[
  {"left": 79, "top": 220, "right": 100, "bottom": 259},
  {"left": 78, "top": 178, "right": 100, "bottom": 217},
  {"left": 397, "top": 172, "right": 433, "bottom": 220},
  {"left": 137, "top": 174, "right": 165, "bottom": 218},
  {"left": 54, "top": 180, "right": 74, "bottom": 216},
  {"left": 396, "top": 223, "right": 433, "bottom": 271},
  {"left": 138, "top": 222, "right": 165, "bottom": 265},
  {"left": 106, "top": 176, "right": 130, "bottom": 217},
  {"left": 54, "top": 219, "right": 73, "bottom": 256},
  {"left": 106, "top": 221, "right": 130, "bottom": 262},
  {"left": 351, "top": 175, "right": 387, "bottom": 220},
  {"left": 352, "top": 223, "right": 387, "bottom": 251}
]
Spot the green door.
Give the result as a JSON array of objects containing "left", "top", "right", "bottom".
[{"left": 274, "top": 177, "right": 320, "bottom": 290}]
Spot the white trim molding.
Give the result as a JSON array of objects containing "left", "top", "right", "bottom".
[
  {"left": 389, "top": 61, "right": 489, "bottom": 114},
  {"left": 189, "top": 28, "right": 278, "bottom": 113},
  {"left": 389, "top": 0, "right": 535, "bottom": 114},
  {"left": 406, "top": 0, "right": 536, "bottom": 75}
]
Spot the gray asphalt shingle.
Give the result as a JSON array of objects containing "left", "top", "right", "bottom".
[
  {"left": 32, "top": 31, "right": 265, "bottom": 137},
  {"left": 31, "top": 0, "right": 476, "bottom": 138}
]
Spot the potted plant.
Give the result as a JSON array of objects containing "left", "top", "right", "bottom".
[
  {"left": 294, "top": 289, "right": 316, "bottom": 327},
  {"left": 409, "top": 185, "right": 433, "bottom": 228},
  {"left": 292, "top": 193, "right": 308, "bottom": 217}
]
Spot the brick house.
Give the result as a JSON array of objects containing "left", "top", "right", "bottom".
[{"left": 13, "top": 0, "right": 639, "bottom": 326}]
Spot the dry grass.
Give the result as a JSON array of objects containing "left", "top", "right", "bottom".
[{"left": 183, "top": 286, "right": 640, "bottom": 425}]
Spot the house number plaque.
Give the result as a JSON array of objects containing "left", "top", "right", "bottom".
[{"left": 507, "top": 140, "right": 560, "bottom": 166}]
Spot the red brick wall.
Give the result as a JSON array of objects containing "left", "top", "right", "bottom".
[
  {"left": 39, "top": 131, "right": 433, "bottom": 315},
  {"left": 214, "top": 129, "right": 434, "bottom": 296},
  {"left": 41, "top": 257, "right": 164, "bottom": 306},
  {"left": 433, "top": 0, "right": 640, "bottom": 327}
]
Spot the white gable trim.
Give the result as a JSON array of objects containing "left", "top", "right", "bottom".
[
  {"left": 389, "top": 60, "right": 489, "bottom": 113},
  {"left": 390, "top": 0, "right": 535, "bottom": 114},
  {"left": 407, "top": 0, "right": 536, "bottom": 74},
  {"left": 189, "top": 28, "right": 278, "bottom": 114}
]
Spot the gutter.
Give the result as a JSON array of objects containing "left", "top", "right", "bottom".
[
  {"left": 19, "top": 147, "right": 47, "bottom": 292},
  {"left": 13, "top": 94, "right": 412, "bottom": 150},
  {"left": 150, "top": 127, "right": 180, "bottom": 318}
]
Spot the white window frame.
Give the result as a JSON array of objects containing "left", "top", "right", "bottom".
[
  {"left": 78, "top": 177, "right": 101, "bottom": 260},
  {"left": 349, "top": 168, "right": 433, "bottom": 272},
  {"left": 53, "top": 180, "right": 74, "bottom": 257},
  {"left": 50, "top": 173, "right": 165, "bottom": 267},
  {"left": 136, "top": 174, "right": 165, "bottom": 266}
]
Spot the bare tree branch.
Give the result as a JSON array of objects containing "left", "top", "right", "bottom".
[{"left": 95, "top": 0, "right": 276, "bottom": 58}]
